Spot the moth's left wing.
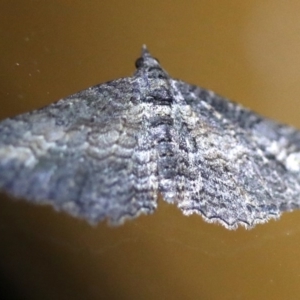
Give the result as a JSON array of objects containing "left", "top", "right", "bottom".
[{"left": 0, "top": 79, "right": 158, "bottom": 224}]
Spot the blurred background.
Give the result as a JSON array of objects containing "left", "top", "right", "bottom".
[{"left": 1, "top": 1, "right": 300, "bottom": 299}]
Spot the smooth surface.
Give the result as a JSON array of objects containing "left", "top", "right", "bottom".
[{"left": 1, "top": 1, "right": 300, "bottom": 299}]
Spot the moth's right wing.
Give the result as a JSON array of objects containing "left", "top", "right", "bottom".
[{"left": 173, "top": 80, "right": 300, "bottom": 229}]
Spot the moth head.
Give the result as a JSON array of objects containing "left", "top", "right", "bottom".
[{"left": 134, "top": 45, "right": 169, "bottom": 80}]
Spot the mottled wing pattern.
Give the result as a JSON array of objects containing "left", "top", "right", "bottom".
[
  {"left": 179, "top": 81, "right": 300, "bottom": 171},
  {"left": 175, "top": 80, "right": 300, "bottom": 228},
  {"left": 2, "top": 46, "right": 300, "bottom": 230},
  {"left": 0, "top": 78, "right": 158, "bottom": 224}
]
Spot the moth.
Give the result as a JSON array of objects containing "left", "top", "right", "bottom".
[{"left": 1, "top": 46, "right": 300, "bottom": 229}]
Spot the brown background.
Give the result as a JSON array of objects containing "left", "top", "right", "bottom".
[{"left": 1, "top": 1, "right": 300, "bottom": 299}]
